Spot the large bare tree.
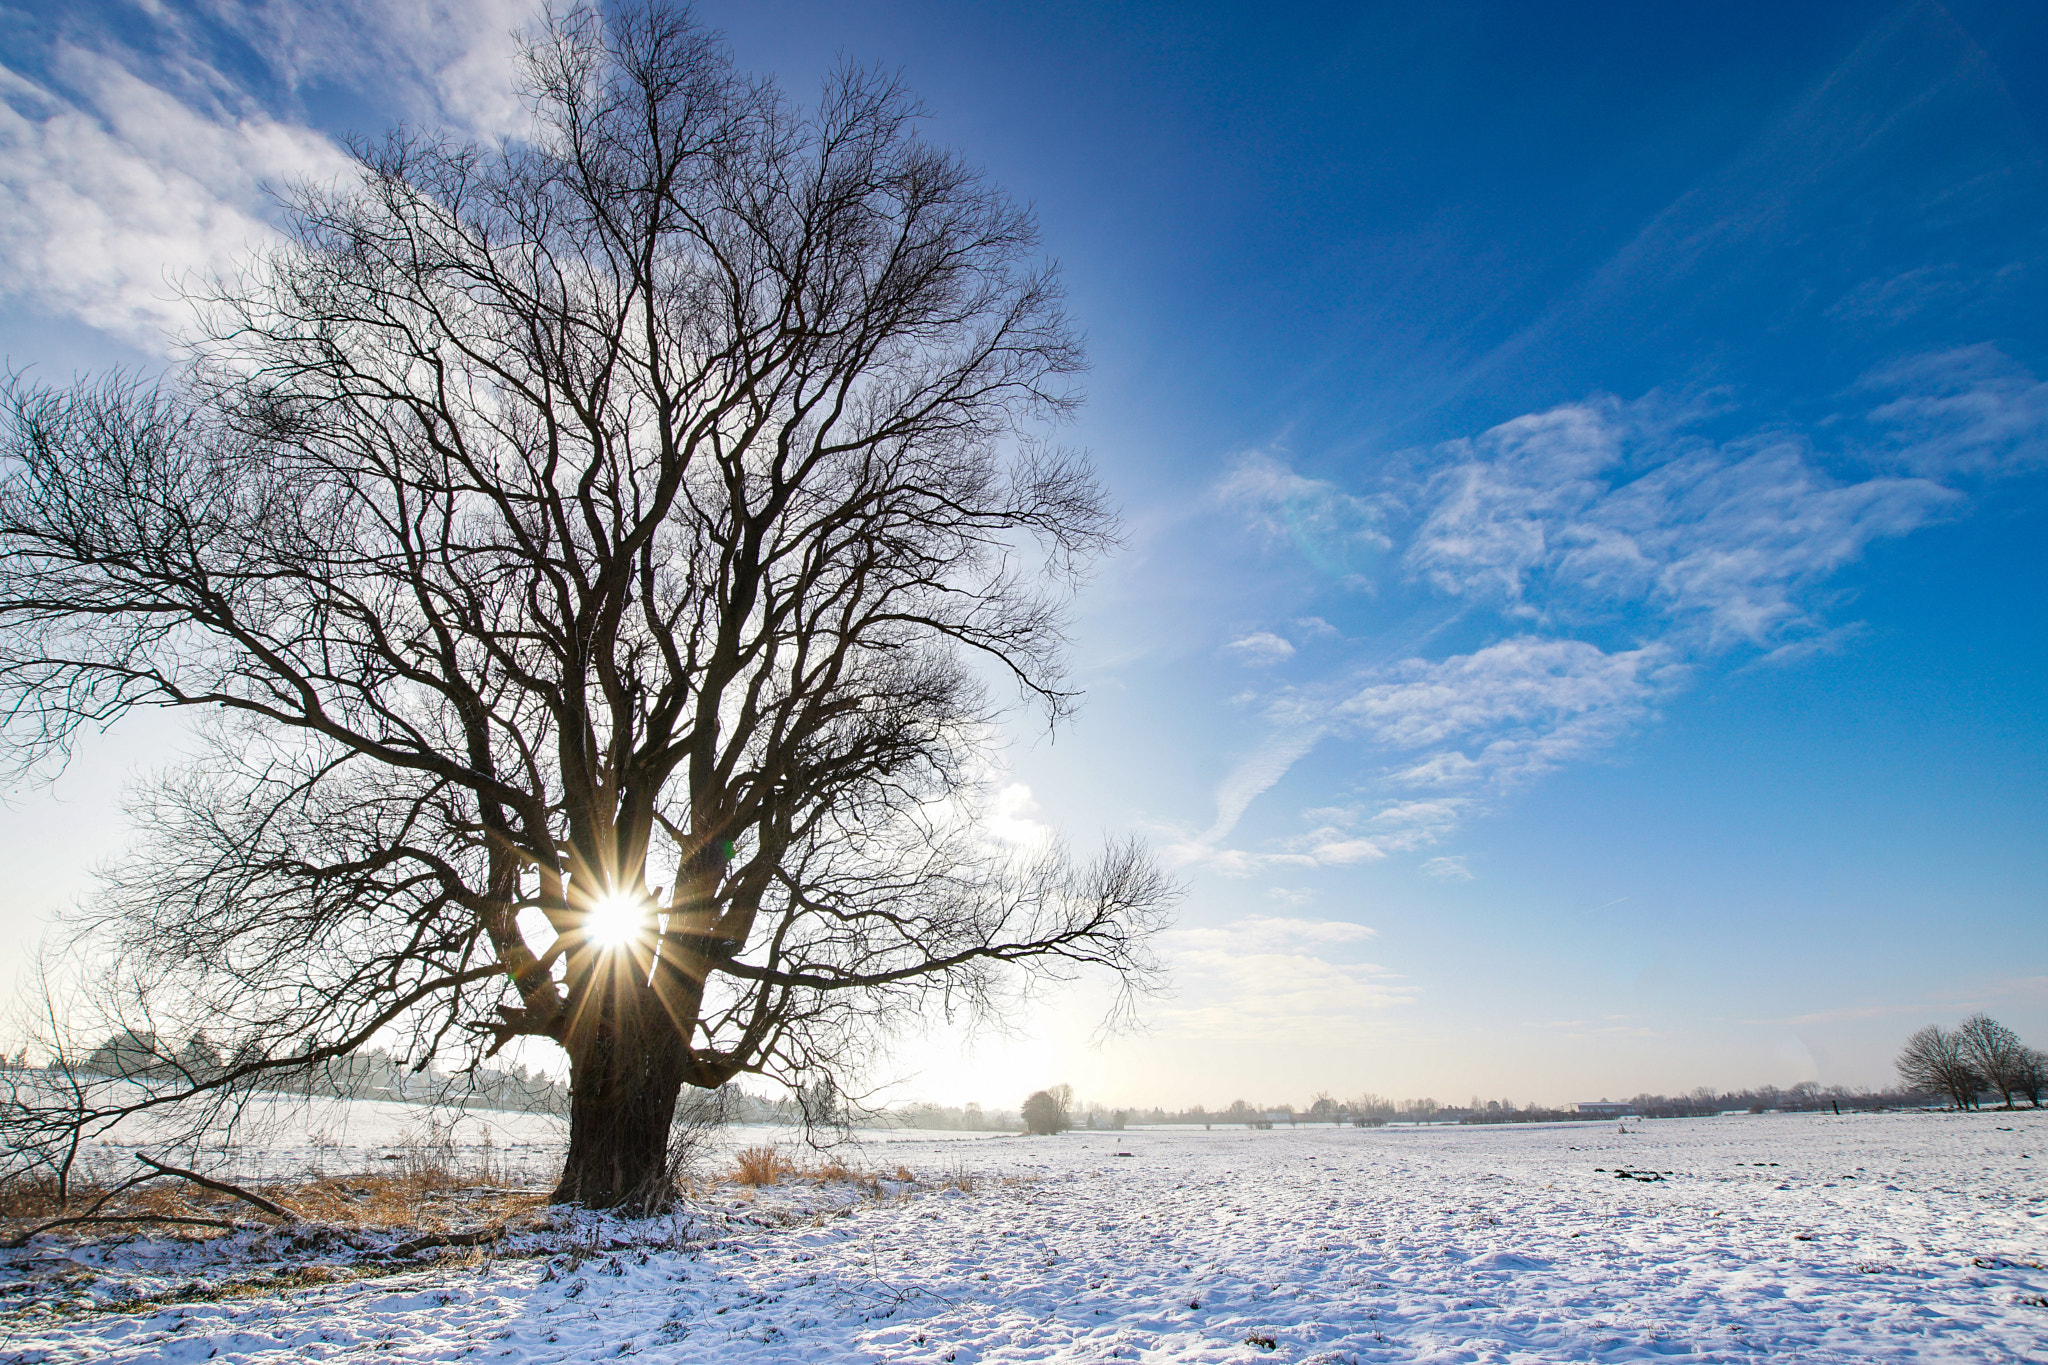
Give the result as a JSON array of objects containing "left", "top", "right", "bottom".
[
  {"left": 1894, "top": 1024, "right": 1982, "bottom": 1110},
  {"left": 1955, "top": 1014, "right": 2029, "bottom": 1110},
  {"left": 0, "top": 4, "right": 1171, "bottom": 1212}
]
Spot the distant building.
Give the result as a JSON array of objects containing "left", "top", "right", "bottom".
[{"left": 1574, "top": 1101, "right": 1638, "bottom": 1118}]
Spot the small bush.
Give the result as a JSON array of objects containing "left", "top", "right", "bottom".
[{"left": 1022, "top": 1089, "right": 1069, "bottom": 1135}]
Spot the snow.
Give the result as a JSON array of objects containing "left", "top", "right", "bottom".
[
  {"left": 4, "top": 1110, "right": 2045, "bottom": 1363},
  {"left": 79, "top": 1090, "right": 986, "bottom": 1183}
]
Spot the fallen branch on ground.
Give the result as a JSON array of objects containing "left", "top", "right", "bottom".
[
  {"left": 386, "top": 1224, "right": 505, "bottom": 1258},
  {"left": 134, "top": 1154, "right": 296, "bottom": 1221}
]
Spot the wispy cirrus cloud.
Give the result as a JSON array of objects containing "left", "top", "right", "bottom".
[
  {"left": 1401, "top": 399, "right": 1958, "bottom": 647},
  {"left": 1339, "top": 636, "right": 1681, "bottom": 772},
  {"left": 1184, "top": 362, "right": 2043, "bottom": 873},
  {"left": 1213, "top": 451, "right": 1390, "bottom": 586},
  {"left": 1865, "top": 343, "right": 2048, "bottom": 476},
  {"left": 1145, "top": 913, "right": 1413, "bottom": 1042}
]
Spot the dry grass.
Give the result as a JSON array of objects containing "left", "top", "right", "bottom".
[
  {"left": 0, "top": 1160, "right": 549, "bottom": 1249},
  {"left": 724, "top": 1147, "right": 897, "bottom": 1195},
  {"left": 278, "top": 1171, "right": 548, "bottom": 1233},
  {"left": 732, "top": 1146, "right": 790, "bottom": 1186},
  {"left": 0, "top": 1173, "right": 70, "bottom": 1222}
]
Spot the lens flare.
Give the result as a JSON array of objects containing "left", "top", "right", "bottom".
[{"left": 583, "top": 893, "right": 641, "bottom": 949}]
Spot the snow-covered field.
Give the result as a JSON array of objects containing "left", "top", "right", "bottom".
[
  {"left": 79, "top": 1090, "right": 983, "bottom": 1185},
  {"left": 4, "top": 1110, "right": 2045, "bottom": 1363}
]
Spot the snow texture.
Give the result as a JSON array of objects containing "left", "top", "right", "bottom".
[{"left": 3, "top": 1110, "right": 2044, "bottom": 1363}]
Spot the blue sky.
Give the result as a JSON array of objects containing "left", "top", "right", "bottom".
[{"left": 2, "top": 0, "right": 2044, "bottom": 1109}]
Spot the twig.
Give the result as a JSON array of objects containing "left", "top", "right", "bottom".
[{"left": 134, "top": 1154, "right": 295, "bottom": 1221}]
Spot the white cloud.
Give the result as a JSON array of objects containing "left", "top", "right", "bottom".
[
  {"left": 1168, "top": 638, "right": 1677, "bottom": 871},
  {"left": 0, "top": 50, "right": 350, "bottom": 348},
  {"left": 985, "top": 782, "right": 1053, "bottom": 848},
  {"left": 1177, "top": 381, "right": 1989, "bottom": 870},
  {"left": 146, "top": 0, "right": 540, "bottom": 138},
  {"left": 1197, "top": 728, "right": 1324, "bottom": 847},
  {"left": 0, "top": 2, "right": 542, "bottom": 351},
  {"left": 1222, "top": 631, "right": 1296, "bottom": 666},
  {"left": 1405, "top": 402, "right": 1628, "bottom": 609},
  {"left": 1866, "top": 344, "right": 2048, "bottom": 476},
  {"left": 1295, "top": 834, "right": 1386, "bottom": 865},
  {"left": 1338, "top": 636, "right": 1676, "bottom": 766},
  {"left": 1215, "top": 450, "right": 1390, "bottom": 580},
  {"left": 1402, "top": 398, "right": 1958, "bottom": 649},
  {"left": 1146, "top": 914, "right": 1410, "bottom": 1043},
  {"left": 1420, "top": 856, "right": 1474, "bottom": 882}
]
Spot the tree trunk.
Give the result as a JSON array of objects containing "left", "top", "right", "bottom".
[{"left": 552, "top": 990, "right": 691, "bottom": 1214}]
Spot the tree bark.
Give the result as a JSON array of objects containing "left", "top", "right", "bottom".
[{"left": 552, "top": 987, "right": 691, "bottom": 1214}]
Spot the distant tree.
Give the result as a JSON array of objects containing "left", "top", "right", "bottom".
[
  {"left": 0, "top": 2, "right": 1174, "bottom": 1213},
  {"left": 2015, "top": 1049, "right": 2047, "bottom": 1109},
  {"left": 1346, "top": 1092, "right": 1395, "bottom": 1122},
  {"left": 1306, "top": 1091, "right": 1339, "bottom": 1122},
  {"left": 82, "top": 1030, "right": 166, "bottom": 1079},
  {"left": 1956, "top": 1015, "right": 2028, "bottom": 1109},
  {"left": 173, "top": 1034, "right": 224, "bottom": 1083},
  {"left": 1896, "top": 1025, "right": 1983, "bottom": 1109},
  {"left": 1021, "top": 1088, "right": 1069, "bottom": 1135}
]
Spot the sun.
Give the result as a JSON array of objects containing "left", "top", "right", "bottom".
[{"left": 583, "top": 893, "right": 642, "bottom": 949}]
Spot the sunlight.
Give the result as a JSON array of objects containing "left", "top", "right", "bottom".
[{"left": 583, "top": 893, "right": 643, "bottom": 950}]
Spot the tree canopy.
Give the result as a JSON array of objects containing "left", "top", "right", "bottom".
[{"left": 0, "top": 2, "right": 1171, "bottom": 1211}]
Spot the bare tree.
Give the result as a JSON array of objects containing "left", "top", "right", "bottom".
[
  {"left": 0, "top": 3, "right": 1173, "bottom": 1212},
  {"left": 1894, "top": 1025, "right": 1982, "bottom": 1110},
  {"left": 2016, "top": 1048, "right": 2047, "bottom": 1109},
  {"left": 1956, "top": 1014, "right": 2029, "bottom": 1109}
]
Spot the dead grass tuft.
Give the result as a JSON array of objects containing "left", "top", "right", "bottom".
[
  {"left": 0, "top": 1172, "right": 73, "bottom": 1221},
  {"left": 732, "top": 1146, "right": 789, "bottom": 1186}
]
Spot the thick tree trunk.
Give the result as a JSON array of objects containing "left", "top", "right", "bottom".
[{"left": 552, "top": 993, "right": 691, "bottom": 1214}]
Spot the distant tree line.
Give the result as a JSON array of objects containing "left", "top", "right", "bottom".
[
  {"left": 1895, "top": 1015, "right": 2044, "bottom": 1110},
  {"left": 54, "top": 1031, "right": 570, "bottom": 1115},
  {"left": 993, "top": 1077, "right": 1978, "bottom": 1133}
]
